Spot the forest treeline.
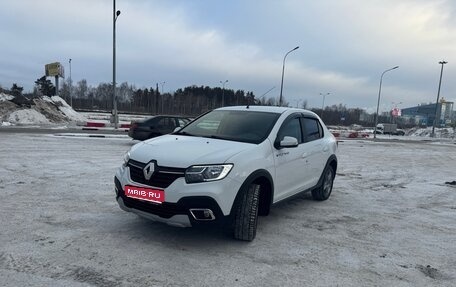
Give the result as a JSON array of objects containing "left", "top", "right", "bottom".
[{"left": 1, "top": 79, "right": 393, "bottom": 126}]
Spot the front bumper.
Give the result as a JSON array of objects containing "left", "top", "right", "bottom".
[
  {"left": 117, "top": 196, "right": 192, "bottom": 227},
  {"left": 114, "top": 164, "right": 239, "bottom": 227}
]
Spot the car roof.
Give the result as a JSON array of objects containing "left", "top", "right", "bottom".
[
  {"left": 143, "top": 115, "right": 189, "bottom": 120},
  {"left": 153, "top": 115, "right": 189, "bottom": 118},
  {"left": 216, "top": 105, "right": 318, "bottom": 117}
]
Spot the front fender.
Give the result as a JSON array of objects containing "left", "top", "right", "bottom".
[{"left": 229, "top": 169, "right": 274, "bottom": 217}]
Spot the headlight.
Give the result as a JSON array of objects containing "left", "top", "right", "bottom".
[
  {"left": 185, "top": 164, "right": 233, "bottom": 183},
  {"left": 122, "top": 151, "right": 130, "bottom": 167}
]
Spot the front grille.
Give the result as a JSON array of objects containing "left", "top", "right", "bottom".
[{"left": 127, "top": 159, "right": 185, "bottom": 189}]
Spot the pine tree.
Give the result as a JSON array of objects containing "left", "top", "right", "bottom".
[
  {"left": 11, "top": 83, "right": 23, "bottom": 97},
  {"left": 34, "top": 76, "right": 55, "bottom": 96}
]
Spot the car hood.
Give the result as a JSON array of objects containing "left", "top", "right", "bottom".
[{"left": 129, "top": 134, "right": 254, "bottom": 168}]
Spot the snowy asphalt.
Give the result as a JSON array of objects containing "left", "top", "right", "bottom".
[{"left": 0, "top": 131, "right": 455, "bottom": 286}]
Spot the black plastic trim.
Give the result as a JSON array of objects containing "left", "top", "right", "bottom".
[{"left": 115, "top": 177, "right": 229, "bottom": 226}]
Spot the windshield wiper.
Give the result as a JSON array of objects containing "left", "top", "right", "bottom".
[{"left": 203, "top": 135, "right": 229, "bottom": 140}]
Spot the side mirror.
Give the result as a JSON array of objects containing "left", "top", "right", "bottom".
[{"left": 277, "top": 136, "right": 299, "bottom": 149}]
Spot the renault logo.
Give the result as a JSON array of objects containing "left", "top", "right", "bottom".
[{"left": 143, "top": 162, "right": 156, "bottom": 180}]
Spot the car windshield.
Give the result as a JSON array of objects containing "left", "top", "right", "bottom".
[{"left": 176, "top": 110, "right": 280, "bottom": 144}]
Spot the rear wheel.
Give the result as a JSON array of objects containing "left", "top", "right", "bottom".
[
  {"left": 233, "top": 184, "right": 260, "bottom": 241},
  {"left": 311, "top": 165, "right": 335, "bottom": 201}
]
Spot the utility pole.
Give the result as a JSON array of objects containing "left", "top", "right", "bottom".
[
  {"left": 431, "top": 60, "right": 447, "bottom": 137},
  {"left": 161, "top": 81, "right": 165, "bottom": 114},
  {"left": 220, "top": 80, "right": 228, "bottom": 107},
  {"left": 320, "top": 92, "right": 330, "bottom": 119},
  {"left": 69, "top": 58, "right": 72, "bottom": 107}
]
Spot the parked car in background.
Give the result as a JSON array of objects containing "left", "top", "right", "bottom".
[{"left": 128, "top": 115, "right": 191, "bottom": 140}]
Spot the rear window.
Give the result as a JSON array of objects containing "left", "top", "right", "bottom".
[
  {"left": 303, "top": 117, "right": 323, "bottom": 142},
  {"left": 178, "top": 118, "right": 190, "bottom": 127}
]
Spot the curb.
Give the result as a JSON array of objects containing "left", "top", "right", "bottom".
[
  {"left": 85, "top": 122, "right": 131, "bottom": 129},
  {"left": 54, "top": 133, "right": 129, "bottom": 139}
]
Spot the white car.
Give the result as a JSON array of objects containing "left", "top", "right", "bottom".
[{"left": 114, "top": 106, "right": 338, "bottom": 241}]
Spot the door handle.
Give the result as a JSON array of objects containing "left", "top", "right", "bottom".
[{"left": 302, "top": 152, "right": 308, "bottom": 158}]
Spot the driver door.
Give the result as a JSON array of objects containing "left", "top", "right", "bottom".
[{"left": 273, "top": 115, "right": 310, "bottom": 202}]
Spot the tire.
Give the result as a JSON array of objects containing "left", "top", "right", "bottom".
[
  {"left": 233, "top": 184, "right": 260, "bottom": 241},
  {"left": 312, "top": 165, "right": 335, "bottom": 201}
]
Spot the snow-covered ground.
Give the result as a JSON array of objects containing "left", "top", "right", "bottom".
[
  {"left": 81, "top": 111, "right": 149, "bottom": 123},
  {"left": 80, "top": 111, "right": 150, "bottom": 128},
  {"left": 329, "top": 126, "right": 455, "bottom": 140},
  {"left": 0, "top": 132, "right": 455, "bottom": 286}
]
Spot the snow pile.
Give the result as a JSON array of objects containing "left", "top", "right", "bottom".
[
  {"left": 0, "top": 92, "right": 87, "bottom": 126},
  {"left": 46, "top": 96, "right": 87, "bottom": 122},
  {"left": 0, "top": 92, "right": 14, "bottom": 102},
  {"left": 8, "top": 109, "right": 51, "bottom": 125},
  {"left": 408, "top": 126, "right": 455, "bottom": 138}
]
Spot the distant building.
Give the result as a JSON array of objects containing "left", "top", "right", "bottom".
[{"left": 401, "top": 100, "right": 454, "bottom": 126}]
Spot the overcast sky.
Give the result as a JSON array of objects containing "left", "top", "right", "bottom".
[{"left": 1, "top": 0, "right": 455, "bottom": 112}]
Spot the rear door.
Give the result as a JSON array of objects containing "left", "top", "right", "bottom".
[
  {"left": 300, "top": 117, "right": 327, "bottom": 187},
  {"left": 156, "top": 117, "right": 178, "bottom": 135}
]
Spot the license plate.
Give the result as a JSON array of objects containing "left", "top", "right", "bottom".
[{"left": 124, "top": 185, "right": 165, "bottom": 203}]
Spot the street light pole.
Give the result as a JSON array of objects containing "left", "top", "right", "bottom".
[
  {"left": 431, "top": 60, "right": 447, "bottom": 138},
  {"left": 113, "top": 0, "right": 121, "bottom": 129},
  {"left": 69, "top": 58, "right": 72, "bottom": 107},
  {"left": 279, "top": 46, "right": 299, "bottom": 107},
  {"left": 373, "top": 66, "right": 399, "bottom": 139},
  {"left": 220, "top": 80, "right": 228, "bottom": 107},
  {"left": 320, "top": 92, "right": 330, "bottom": 118}
]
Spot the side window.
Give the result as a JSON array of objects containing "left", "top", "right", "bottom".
[
  {"left": 157, "top": 118, "right": 166, "bottom": 129},
  {"left": 302, "top": 117, "right": 323, "bottom": 142},
  {"left": 145, "top": 118, "right": 156, "bottom": 127},
  {"left": 178, "top": 118, "right": 188, "bottom": 127},
  {"left": 277, "top": 117, "right": 303, "bottom": 144},
  {"left": 158, "top": 118, "right": 177, "bottom": 129}
]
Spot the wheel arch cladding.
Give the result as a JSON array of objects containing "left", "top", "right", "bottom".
[
  {"left": 329, "top": 155, "right": 337, "bottom": 173},
  {"left": 318, "top": 155, "right": 337, "bottom": 187},
  {"left": 230, "top": 169, "right": 274, "bottom": 217}
]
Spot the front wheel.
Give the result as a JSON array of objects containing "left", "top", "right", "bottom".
[
  {"left": 311, "top": 165, "right": 335, "bottom": 201},
  {"left": 233, "top": 184, "right": 260, "bottom": 241}
]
